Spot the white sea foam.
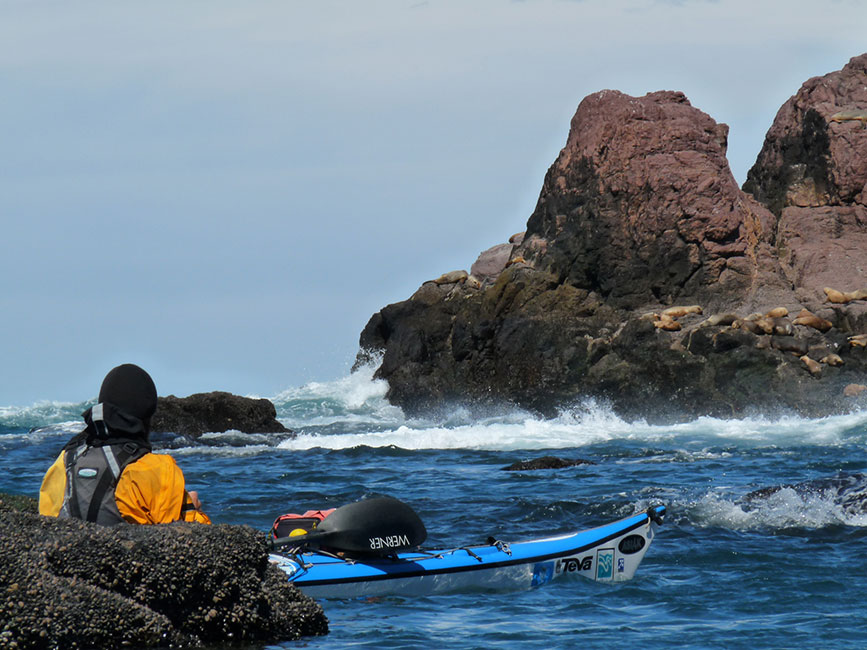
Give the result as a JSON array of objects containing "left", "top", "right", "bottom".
[
  {"left": 271, "top": 360, "right": 405, "bottom": 429},
  {"left": 159, "top": 444, "right": 277, "bottom": 458},
  {"left": 277, "top": 400, "right": 867, "bottom": 452},
  {"left": 683, "top": 487, "right": 867, "bottom": 530},
  {"left": 0, "top": 400, "right": 91, "bottom": 428},
  {"left": 4, "top": 370, "right": 865, "bottom": 454}
]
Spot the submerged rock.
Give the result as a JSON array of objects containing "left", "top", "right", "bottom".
[
  {"left": 356, "top": 55, "right": 867, "bottom": 423},
  {"left": 152, "top": 391, "right": 291, "bottom": 438},
  {"left": 0, "top": 492, "right": 327, "bottom": 648},
  {"left": 502, "top": 456, "right": 595, "bottom": 471},
  {"left": 742, "top": 473, "right": 867, "bottom": 516}
]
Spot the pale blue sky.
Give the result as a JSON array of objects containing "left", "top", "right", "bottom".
[{"left": 2, "top": 0, "right": 865, "bottom": 405}]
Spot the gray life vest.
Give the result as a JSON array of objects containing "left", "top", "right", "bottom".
[{"left": 58, "top": 439, "right": 149, "bottom": 526}]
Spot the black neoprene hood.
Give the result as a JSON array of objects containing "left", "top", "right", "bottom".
[{"left": 98, "top": 364, "right": 158, "bottom": 421}]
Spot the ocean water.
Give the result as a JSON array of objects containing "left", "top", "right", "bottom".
[{"left": 2, "top": 364, "right": 867, "bottom": 649}]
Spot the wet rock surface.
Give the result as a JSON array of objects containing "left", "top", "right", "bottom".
[
  {"left": 357, "top": 55, "right": 867, "bottom": 422},
  {"left": 742, "top": 473, "right": 867, "bottom": 516},
  {"left": 502, "top": 456, "right": 595, "bottom": 471},
  {"left": 0, "top": 493, "right": 327, "bottom": 649},
  {"left": 152, "top": 392, "right": 291, "bottom": 438}
]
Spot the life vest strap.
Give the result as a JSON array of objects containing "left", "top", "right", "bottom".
[{"left": 84, "top": 443, "right": 144, "bottom": 523}]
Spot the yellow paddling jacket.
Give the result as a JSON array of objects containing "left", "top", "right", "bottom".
[{"left": 39, "top": 440, "right": 211, "bottom": 526}]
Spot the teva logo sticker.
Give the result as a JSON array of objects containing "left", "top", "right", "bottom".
[
  {"left": 556, "top": 556, "right": 593, "bottom": 573},
  {"left": 596, "top": 549, "right": 614, "bottom": 580}
]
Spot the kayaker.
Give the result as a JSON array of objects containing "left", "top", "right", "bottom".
[{"left": 38, "top": 363, "right": 211, "bottom": 525}]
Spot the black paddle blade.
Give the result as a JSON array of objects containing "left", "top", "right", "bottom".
[{"left": 272, "top": 496, "right": 427, "bottom": 556}]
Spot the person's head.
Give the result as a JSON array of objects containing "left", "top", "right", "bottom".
[
  {"left": 98, "top": 364, "right": 158, "bottom": 422},
  {"left": 85, "top": 364, "right": 158, "bottom": 440}
]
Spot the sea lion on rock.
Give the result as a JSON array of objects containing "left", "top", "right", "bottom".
[
  {"left": 844, "top": 383, "right": 867, "bottom": 397},
  {"left": 824, "top": 287, "right": 867, "bottom": 304},
  {"left": 711, "top": 328, "right": 758, "bottom": 352},
  {"left": 765, "top": 307, "right": 789, "bottom": 319},
  {"left": 654, "top": 315, "right": 682, "bottom": 331},
  {"left": 825, "top": 287, "right": 851, "bottom": 304},
  {"left": 820, "top": 353, "right": 844, "bottom": 366},
  {"left": 465, "top": 275, "right": 482, "bottom": 290},
  {"left": 662, "top": 305, "right": 702, "bottom": 319},
  {"left": 505, "top": 256, "right": 528, "bottom": 268},
  {"left": 830, "top": 109, "right": 867, "bottom": 127},
  {"left": 799, "top": 355, "right": 822, "bottom": 376},
  {"left": 849, "top": 334, "right": 867, "bottom": 348},
  {"left": 771, "top": 336, "right": 809, "bottom": 356},
  {"left": 433, "top": 270, "right": 468, "bottom": 285},
  {"left": 754, "top": 318, "right": 777, "bottom": 335},
  {"left": 772, "top": 318, "right": 794, "bottom": 336},
  {"left": 733, "top": 318, "right": 765, "bottom": 335},
  {"left": 703, "top": 313, "right": 739, "bottom": 327},
  {"left": 793, "top": 309, "right": 833, "bottom": 333}
]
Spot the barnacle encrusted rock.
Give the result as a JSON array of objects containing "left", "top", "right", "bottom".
[{"left": 0, "top": 493, "right": 327, "bottom": 648}]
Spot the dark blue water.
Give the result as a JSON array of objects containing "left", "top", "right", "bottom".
[{"left": 3, "top": 370, "right": 866, "bottom": 649}]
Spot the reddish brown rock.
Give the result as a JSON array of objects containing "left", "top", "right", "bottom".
[
  {"left": 744, "top": 53, "right": 867, "bottom": 215},
  {"left": 775, "top": 205, "right": 867, "bottom": 306},
  {"left": 357, "top": 57, "right": 867, "bottom": 422},
  {"left": 470, "top": 243, "right": 514, "bottom": 286},
  {"left": 743, "top": 54, "right": 867, "bottom": 321},
  {"left": 515, "top": 89, "right": 783, "bottom": 311}
]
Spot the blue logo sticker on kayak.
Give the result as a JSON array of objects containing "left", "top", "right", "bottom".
[
  {"left": 596, "top": 549, "right": 614, "bottom": 580},
  {"left": 531, "top": 562, "right": 554, "bottom": 586}
]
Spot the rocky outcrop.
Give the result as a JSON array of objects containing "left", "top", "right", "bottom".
[
  {"left": 357, "top": 55, "right": 867, "bottom": 422},
  {"left": 0, "top": 492, "right": 327, "bottom": 648},
  {"left": 743, "top": 54, "right": 867, "bottom": 216},
  {"left": 152, "top": 392, "right": 291, "bottom": 438},
  {"left": 517, "top": 89, "right": 785, "bottom": 312},
  {"left": 744, "top": 53, "right": 867, "bottom": 325}
]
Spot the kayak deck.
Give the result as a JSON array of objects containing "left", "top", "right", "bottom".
[{"left": 270, "top": 505, "right": 665, "bottom": 599}]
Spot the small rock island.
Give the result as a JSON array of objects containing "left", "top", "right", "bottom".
[{"left": 357, "top": 54, "right": 867, "bottom": 422}]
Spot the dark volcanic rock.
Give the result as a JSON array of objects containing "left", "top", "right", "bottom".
[
  {"left": 742, "top": 473, "right": 867, "bottom": 516},
  {"left": 502, "top": 456, "right": 595, "bottom": 471},
  {"left": 152, "top": 391, "right": 291, "bottom": 438},
  {"left": 357, "top": 57, "right": 867, "bottom": 422},
  {"left": 0, "top": 492, "right": 327, "bottom": 648}
]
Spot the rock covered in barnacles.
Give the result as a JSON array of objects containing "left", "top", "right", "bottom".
[{"left": 0, "top": 493, "right": 327, "bottom": 648}]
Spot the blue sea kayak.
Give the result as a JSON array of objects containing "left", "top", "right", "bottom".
[{"left": 270, "top": 504, "right": 665, "bottom": 599}]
